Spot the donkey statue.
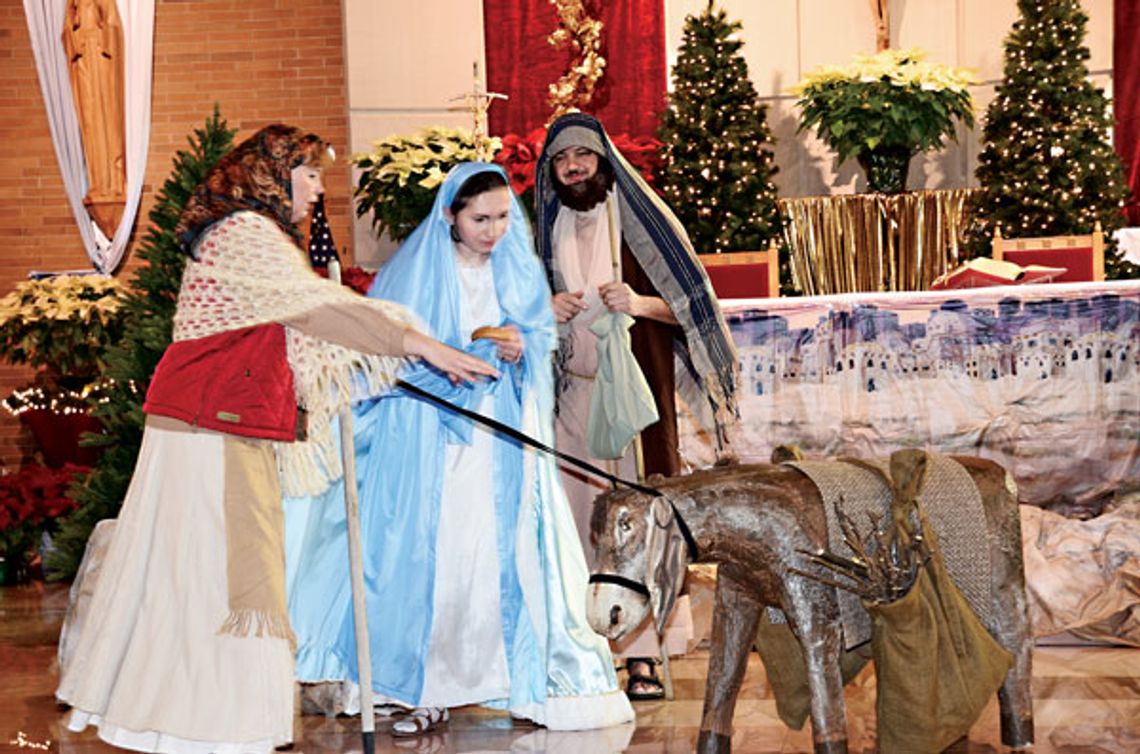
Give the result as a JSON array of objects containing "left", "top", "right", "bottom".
[{"left": 586, "top": 454, "right": 1033, "bottom": 754}]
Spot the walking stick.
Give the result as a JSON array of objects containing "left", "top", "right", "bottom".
[
  {"left": 328, "top": 259, "right": 376, "bottom": 754},
  {"left": 606, "top": 196, "right": 675, "bottom": 702}
]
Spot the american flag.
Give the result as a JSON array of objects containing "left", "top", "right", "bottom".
[{"left": 307, "top": 195, "right": 340, "bottom": 270}]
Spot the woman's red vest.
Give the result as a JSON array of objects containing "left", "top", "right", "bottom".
[{"left": 143, "top": 324, "right": 300, "bottom": 442}]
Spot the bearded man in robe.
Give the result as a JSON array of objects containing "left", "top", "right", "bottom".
[{"left": 534, "top": 113, "right": 740, "bottom": 700}]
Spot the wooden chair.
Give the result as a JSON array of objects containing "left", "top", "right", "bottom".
[
  {"left": 991, "top": 223, "right": 1104, "bottom": 283},
  {"left": 698, "top": 244, "right": 781, "bottom": 299}
]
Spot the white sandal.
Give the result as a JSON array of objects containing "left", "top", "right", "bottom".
[{"left": 391, "top": 707, "right": 450, "bottom": 736}]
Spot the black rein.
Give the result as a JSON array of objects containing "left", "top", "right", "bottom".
[{"left": 394, "top": 378, "right": 701, "bottom": 569}]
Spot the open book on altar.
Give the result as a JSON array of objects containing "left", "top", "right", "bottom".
[{"left": 929, "top": 257, "right": 1067, "bottom": 290}]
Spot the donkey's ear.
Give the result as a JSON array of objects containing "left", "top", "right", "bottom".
[{"left": 645, "top": 496, "right": 688, "bottom": 634}]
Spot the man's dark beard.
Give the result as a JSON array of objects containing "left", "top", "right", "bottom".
[{"left": 553, "top": 159, "right": 615, "bottom": 212}]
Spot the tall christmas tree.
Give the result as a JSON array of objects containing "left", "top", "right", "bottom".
[
  {"left": 968, "top": 0, "right": 1135, "bottom": 278},
  {"left": 49, "top": 110, "right": 237, "bottom": 578},
  {"left": 658, "top": 2, "right": 782, "bottom": 258}
]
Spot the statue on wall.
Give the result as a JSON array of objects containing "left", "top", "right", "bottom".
[{"left": 62, "top": 0, "right": 126, "bottom": 237}]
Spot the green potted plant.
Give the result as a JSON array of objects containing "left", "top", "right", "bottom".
[
  {"left": 352, "top": 126, "right": 501, "bottom": 243},
  {"left": 0, "top": 274, "right": 126, "bottom": 466},
  {"left": 794, "top": 48, "right": 976, "bottom": 193}
]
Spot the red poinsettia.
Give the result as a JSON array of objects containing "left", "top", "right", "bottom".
[
  {"left": 340, "top": 266, "right": 378, "bottom": 297},
  {"left": 0, "top": 463, "right": 85, "bottom": 567},
  {"left": 493, "top": 127, "right": 663, "bottom": 197},
  {"left": 609, "top": 133, "right": 664, "bottom": 192},
  {"left": 494, "top": 127, "right": 549, "bottom": 197},
  {"left": 312, "top": 265, "right": 377, "bottom": 297}
]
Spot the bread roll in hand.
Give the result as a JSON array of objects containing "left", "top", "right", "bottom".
[{"left": 471, "top": 326, "right": 516, "bottom": 343}]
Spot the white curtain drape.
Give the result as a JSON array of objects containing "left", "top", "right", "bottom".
[{"left": 23, "top": 0, "right": 154, "bottom": 274}]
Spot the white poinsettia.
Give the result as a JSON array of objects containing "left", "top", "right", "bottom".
[
  {"left": 796, "top": 48, "right": 974, "bottom": 94},
  {"left": 792, "top": 47, "right": 977, "bottom": 191},
  {"left": 0, "top": 275, "right": 127, "bottom": 379},
  {"left": 351, "top": 127, "right": 503, "bottom": 242}
]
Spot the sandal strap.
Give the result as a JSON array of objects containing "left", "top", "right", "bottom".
[
  {"left": 626, "top": 671, "right": 666, "bottom": 701},
  {"left": 392, "top": 707, "right": 449, "bottom": 735}
]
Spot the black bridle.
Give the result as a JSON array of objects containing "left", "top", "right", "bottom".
[
  {"left": 587, "top": 496, "right": 701, "bottom": 599},
  {"left": 395, "top": 378, "right": 701, "bottom": 590},
  {"left": 587, "top": 572, "right": 651, "bottom": 598}
]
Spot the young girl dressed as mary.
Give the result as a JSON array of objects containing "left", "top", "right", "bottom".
[{"left": 286, "top": 162, "right": 635, "bottom": 736}]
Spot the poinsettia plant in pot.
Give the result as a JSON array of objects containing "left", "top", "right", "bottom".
[
  {"left": 0, "top": 274, "right": 126, "bottom": 466},
  {"left": 793, "top": 48, "right": 976, "bottom": 193},
  {"left": 351, "top": 126, "right": 502, "bottom": 243},
  {"left": 0, "top": 462, "right": 86, "bottom": 583}
]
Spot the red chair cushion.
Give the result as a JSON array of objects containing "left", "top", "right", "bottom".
[{"left": 704, "top": 262, "right": 775, "bottom": 299}]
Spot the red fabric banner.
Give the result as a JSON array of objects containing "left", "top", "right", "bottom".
[
  {"left": 483, "top": 0, "right": 666, "bottom": 140},
  {"left": 1116, "top": 0, "right": 1140, "bottom": 225}
]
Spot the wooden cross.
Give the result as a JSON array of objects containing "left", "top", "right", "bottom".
[
  {"left": 869, "top": 0, "right": 890, "bottom": 51},
  {"left": 449, "top": 62, "right": 508, "bottom": 162}
]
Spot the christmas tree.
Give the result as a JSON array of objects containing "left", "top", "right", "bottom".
[
  {"left": 968, "top": 0, "right": 1135, "bottom": 278},
  {"left": 49, "top": 110, "right": 237, "bottom": 578},
  {"left": 657, "top": 2, "right": 782, "bottom": 262}
]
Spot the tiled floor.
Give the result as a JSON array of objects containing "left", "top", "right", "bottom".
[{"left": 2, "top": 580, "right": 1137, "bottom": 752}]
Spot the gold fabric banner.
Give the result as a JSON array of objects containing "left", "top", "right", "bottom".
[{"left": 779, "top": 189, "right": 978, "bottom": 294}]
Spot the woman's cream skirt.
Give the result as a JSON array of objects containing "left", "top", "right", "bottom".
[{"left": 57, "top": 418, "right": 294, "bottom": 753}]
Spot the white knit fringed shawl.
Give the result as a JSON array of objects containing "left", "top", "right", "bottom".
[{"left": 174, "top": 211, "right": 416, "bottom": 496}]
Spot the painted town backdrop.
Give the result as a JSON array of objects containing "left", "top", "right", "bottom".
[{"left": 679, "top": 282, "right": 1140, "bottom": 509}]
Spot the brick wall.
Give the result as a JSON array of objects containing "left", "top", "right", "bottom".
[{"left": 0, "top": 0, "right": 351, "bottom": 470}]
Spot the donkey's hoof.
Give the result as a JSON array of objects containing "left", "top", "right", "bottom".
[
  {"left": 813, "top": 739, "right": 848, "bottom": 754},
  {"left": 696, "top": 730, "right": 731, "bottom": 754},
  {"left": 1000, "top": 710, "right": 1035, "bottom": 750}
]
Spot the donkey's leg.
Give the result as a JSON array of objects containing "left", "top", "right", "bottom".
[
  {"left": 697, "top": 565, "right": 763, "bottom": 754},
  {"left": 783, "top": 578, "right": 847, "bottom": 754},
  {"left": 992, "top": 505, "right": 1035, "bottom": 748},
  {"left": 996, "top": 596, "right": 1035, "bottom": 749},
  {"left": 969, "top": 458, "right": 1035, "bottom": 749}
]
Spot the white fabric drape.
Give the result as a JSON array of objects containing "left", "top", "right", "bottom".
[{"left": 23, "top": 0, "right": 154, "bottom": 274}]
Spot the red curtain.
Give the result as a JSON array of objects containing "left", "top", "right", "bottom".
[
  {"left": 483, "top": 0, "right": 666, "bottom": 140},
  {"left": 1116, "top": 0, "right": 1140, "bottom": 225}
]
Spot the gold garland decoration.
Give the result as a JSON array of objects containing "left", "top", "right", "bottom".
[
  {"left": 779, "top": 189, "right": 978, "bottom": 294},
  {"left": 546, "top": 0, "right": 606, "bottom": 124}
]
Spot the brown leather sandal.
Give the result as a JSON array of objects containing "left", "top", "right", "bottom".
[{"left": 625, "top": 658, "right": 665, "bottom": 701}]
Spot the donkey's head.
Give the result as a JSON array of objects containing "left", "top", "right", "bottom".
[{"left": 586, "top": 487, "right": 691, "bottom": 640}]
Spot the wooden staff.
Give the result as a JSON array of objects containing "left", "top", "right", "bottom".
[
  {"left": 606, "top": 194, "right": 674, "bottom": 701},
  {"left": 328, "top": 259, "right": 376, "bottom": 754}
]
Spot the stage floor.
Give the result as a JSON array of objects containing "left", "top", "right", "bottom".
[{"left": 2, "top": 581, "right": 1137, "bottom": 753}]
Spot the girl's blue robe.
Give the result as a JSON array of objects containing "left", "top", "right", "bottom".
[{"left": 284, "top": 163, "right": 632, "bottom": 729}]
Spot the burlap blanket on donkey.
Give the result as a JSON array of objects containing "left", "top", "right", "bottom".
[{"left": 783, "top": 454, "right": 994, "bottom": 648}]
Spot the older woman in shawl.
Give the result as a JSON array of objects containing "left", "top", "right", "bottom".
[
  {"left": 56, "top": 125, "right": 493, "bottom": 754},
  {"left": 286, "top": 162, "right": 634, "bottom": 736}
]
